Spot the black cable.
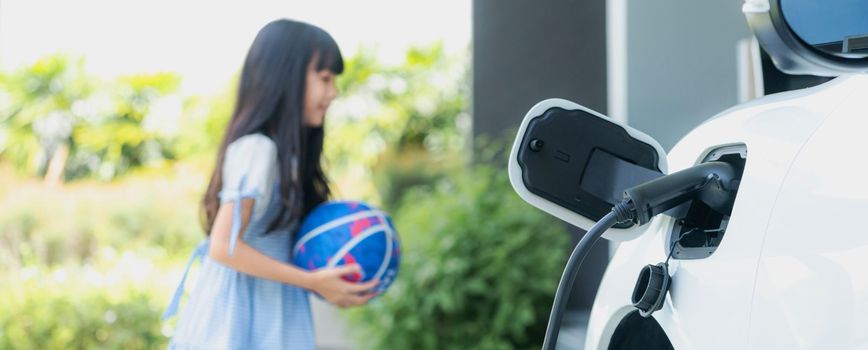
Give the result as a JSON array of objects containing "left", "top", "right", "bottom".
[
  {"left": 542, "top": 201, "right": 635, "bottom": 350},
  {"left": 664, "top": 227, "right": 716, "bottom": 265},
  {"left": 540, "top": 162, "right": 738, "bottom": 348},
  {"left": 664, "top": 228, "right": 693, "bottom": 265}
]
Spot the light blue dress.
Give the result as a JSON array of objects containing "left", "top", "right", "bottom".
[{"left": 164, "top": 134, "right": 315, "bottom": 350}]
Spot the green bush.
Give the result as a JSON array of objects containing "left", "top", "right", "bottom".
[
  {"left": 346, "top": 165, "right": 568, "bottom": 350},
  {"left": 0, "top": 282, "right": 167, "bottom": 349},
  {"left": 0, "top": 175, "right": 203, "bottom": 270},
  {"left": 0, "top": 256, "right": 172, "bottom": 349},
  {"left": 371, "top": 146, "right": 465, "bottom": 211}
]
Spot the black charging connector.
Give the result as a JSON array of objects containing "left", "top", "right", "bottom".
[
  {"left": 541, "top": 161, "right": 739, "bottom": 350},
  {"left": 624, "top": 161, "right": 737, "bottom": 225}
]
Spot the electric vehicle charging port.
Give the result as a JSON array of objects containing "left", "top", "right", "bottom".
[{"left": 667, "top": 144, "right": 746, "bottom": 259}]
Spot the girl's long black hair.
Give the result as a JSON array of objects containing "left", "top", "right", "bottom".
[{"left": 202, "top": 19, "right": 343, "bottom": 235}]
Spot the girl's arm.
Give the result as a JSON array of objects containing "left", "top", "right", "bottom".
[{"left": 208, "top": 198, "right": 378, "bottom": 308}]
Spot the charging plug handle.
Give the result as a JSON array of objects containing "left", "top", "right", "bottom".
[{"left": 624, "top": 161, "right": 737, "bottom": 225}]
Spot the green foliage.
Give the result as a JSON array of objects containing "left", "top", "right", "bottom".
[
  {"left": 0, "top": 277, "right": 167, "bottom": 349},
  {"left": 0, "top": 55, "right": 92, "bottom": 176},
  {"left": 331, "top": 43, "right": 469, "bottom": 158},
  {"left": 0, "top": 173, "right": 198, "bottom": 349},
  {"left": 325, "top": 43, "right": 470, "bottom": 206},
  {"left": 0, "top": 54, "right": 182, "bottom": 181},
  {"left": 68, "top": 72, "right": 182, "bottom": 180},
  {"left": 0, "top": 257, "right": 171, "bottom": 349},
  {"left": 0, "top": 174, "right": 203, "bottom": 270},
  {"left": 166, "top": 75, "right": 237, "bottom": 163},
  {"left": 372, "top": 146, "right": 465, "bottom": 211},
  {"left": 346, "top": 165, "right": 568, "bottom": 350}
]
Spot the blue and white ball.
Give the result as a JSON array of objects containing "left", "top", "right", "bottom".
[{"left": 293, "top": 201, "right": 400, "bottom": 295}]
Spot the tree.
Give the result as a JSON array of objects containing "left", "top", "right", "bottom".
[
  {"left": 325, "top": 43, "right": 471, "bottom": 208},
  {"left": 0, "top": 54, "right": 181, "bottom": 183},
  {"left": 0, "top": 55, "right": 93, "bottom": 184}
]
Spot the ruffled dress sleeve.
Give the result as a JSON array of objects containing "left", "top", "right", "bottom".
[{"left": 218, "top": 133, "right": 278, "bottom": 256}]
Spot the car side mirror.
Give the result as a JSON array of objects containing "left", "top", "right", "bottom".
[
  {"left": 508, "top": 98, "right": 668, "bottom": 241},
  {"left": 744, "top": 0, "right": 868, "bottom": 76}
]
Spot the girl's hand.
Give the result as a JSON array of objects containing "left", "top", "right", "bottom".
[{"left": 307, "top": 264, "right": 380, "bottom": 308}]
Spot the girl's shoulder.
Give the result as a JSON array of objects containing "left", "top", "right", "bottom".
[
  {"left": 226, "top": 133, "right": 277, "bottom": 160},
  {"left": 223, "top": 133, "right": 278, "bottom": 190},
  {"left": 222, "top": 133, "right": 279, "bottom": 221}
]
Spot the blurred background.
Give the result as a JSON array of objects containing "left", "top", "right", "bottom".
[{"left": 0, "top": 0, "right": 829, "bottom": 349}]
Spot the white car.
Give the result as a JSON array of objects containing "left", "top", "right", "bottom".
[{"left": 508, "top": 1, "right": 868, "bottom": 349}]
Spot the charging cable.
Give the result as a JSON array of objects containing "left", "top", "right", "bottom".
[
  {"left": 541, "top": 201, "right": 634, "bottom": 350},
  {"left": 541, "top": 161, "right": 737, "bottom": 350}
]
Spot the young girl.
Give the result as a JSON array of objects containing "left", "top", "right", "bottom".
[{"left": 163, "top": 19, "right": 378, "bottom": 349}]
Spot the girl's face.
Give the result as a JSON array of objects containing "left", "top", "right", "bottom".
[{"left": 303, "top": 58, "right": 338, "bottom": 127}]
